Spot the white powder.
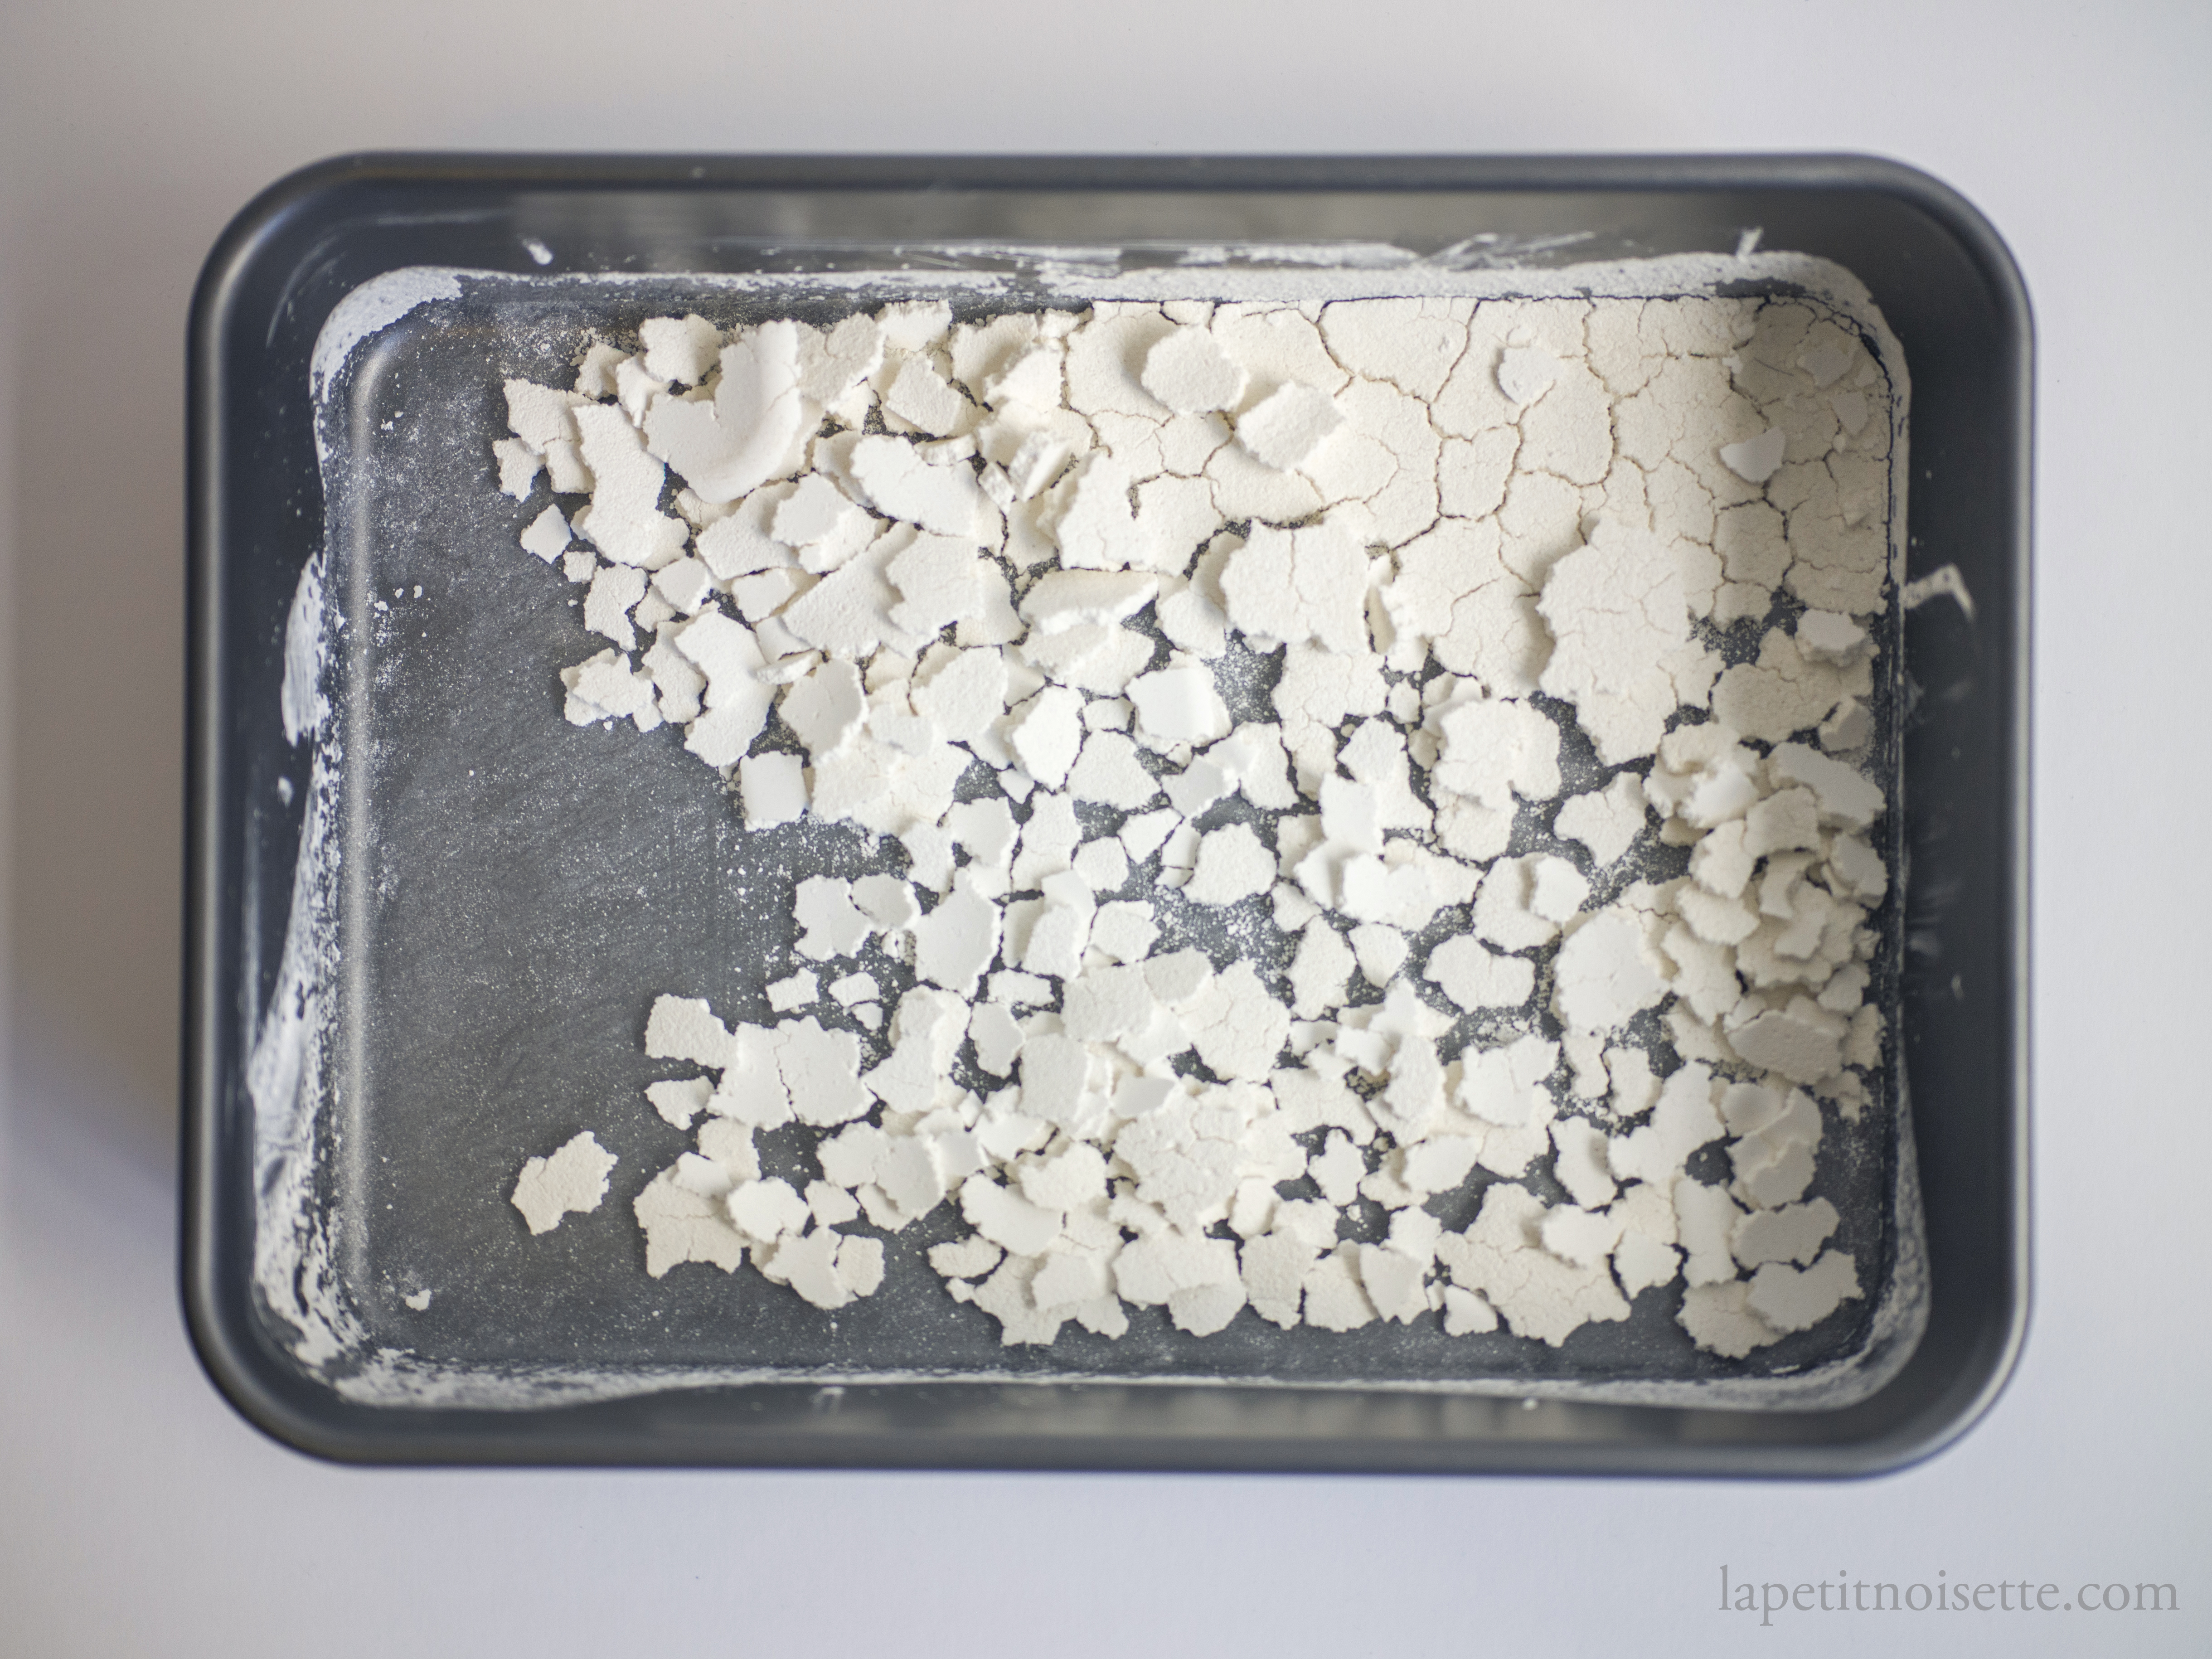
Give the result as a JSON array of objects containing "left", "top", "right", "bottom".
[{"left": 485, "top": 281, "right": 1902, "bottom": 1360}]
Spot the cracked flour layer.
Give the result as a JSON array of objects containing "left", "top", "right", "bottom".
[{"left": 490, "top": 286, "right": 1900, "bottom": 1359}]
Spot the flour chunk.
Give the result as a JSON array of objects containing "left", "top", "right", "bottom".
[
  {"left": 1236, "top": 383, "right": 1344, "bottom": 472},
  {"left": 511, "top": 1132, "right": 618, "bottom": 1235},
  {"left": 1141, "top": 326, "right": 1249, "bottom": 414}
]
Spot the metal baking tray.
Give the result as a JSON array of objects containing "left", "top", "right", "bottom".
[{"left": 184, "top": 154, "right": 2029, "bottom": 1473}]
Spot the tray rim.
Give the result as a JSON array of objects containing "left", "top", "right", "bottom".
[{"left": 183, "top": 150, "right": 2032, "bottom": 1476}]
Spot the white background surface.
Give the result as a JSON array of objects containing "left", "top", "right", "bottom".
[{"left": 2, "top": 2, "right": 2207, "bottom": 1653}]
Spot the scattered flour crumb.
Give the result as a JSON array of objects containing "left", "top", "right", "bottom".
[{"left": 510, "top": 1132, "right": 618, "bottom": 1235}]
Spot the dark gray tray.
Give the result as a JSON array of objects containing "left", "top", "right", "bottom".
[{"left": 184, "top": 154, "right": 2030, "bottom": 1473}]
